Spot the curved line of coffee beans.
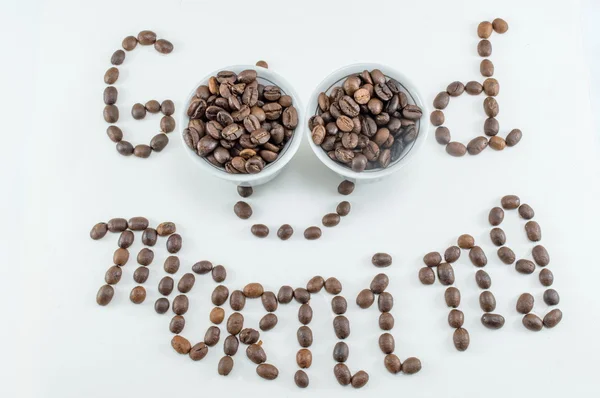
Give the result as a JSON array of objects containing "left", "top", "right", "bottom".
[
  {"left": 489, "top": 195, "right": 562, "bottom": 331},
  {"left": 430, "top": 18, "right": 523, "bottom": 156},
  {"left": 236, "top": 180, "right": 355, "bottom": 240},
  {"left": 103, "top": 30, "right": 175, "bottom": 158}
]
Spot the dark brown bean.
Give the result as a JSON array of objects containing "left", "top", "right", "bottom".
[
  {"left": 251, "top": 224, "right": 269, "bottom": 238},
  {"left": 479, "top": 291, "right": 496, "bottom": 312},
  {"left": 334, "top": 364, "right": 352, "bottom": 386},
  {"left": 419, "top": 267, "right": 435, "bottom": 285},
  {"left": 445, "top": 287, "right": 461, "bottom": 308},
  {"left": 103, "top": 105, "right": 119, "bottom": 123},
  {"left": 539, "top": 269, "right": 554, "bottom": 286},
  {"left": 130, "top": 286, "right": 146, "bottom": 304},
  {"left": 145, "top": 100, "right": 161, "bottom": 113},
  {"left": 481, "top": 313, "right": 505, "bottom": 329},
  {"left": 171, "top": 335, "right": 191, "bottom": 354},
  {"left": 370, "top": 273, "right": 389, "bottom": 294},
  {"left": 240, "top": 328, "right": 260, "bottom": 345},
  {"left": 384, "top": 354, "right": 402, "bottom": 374},
  {"left": 211, "top": 285, "right": 229, "bottom": 306},
  {"left": 379, "top": 333, "right": 395, "bottom": 354},
  {"left": 478, "top": 40, "right": 492, "bottom": 57},
  {"left": 516, "top": 259, "right": 535, "bottom": 274},
  {"left": 378, "top": 292, "right": 393, "bottom": 313},
  {"left": 166, "top": 234, "right": 182, "bottom": 253},
  {"left": 96, "top": 285, "right": 114, "bottom": 306},
  {"left": 294, "top": 288, "right": 311, "bottom": 304},
  {"left": 518, "top": 204, "right": 535, "bottom": 219},
  {"left": 448, "top": 309, "right": 464, "bottom": 328},
  {"left": 118, "top": 230, "right": 134, "bottom": 249},
  {"left": 322, "top": 213, "right": 341, "bottom": 227},
  {"left": 489, "top": 207, "right": 505, "bottom": 226},
  {"left": 379, "top": 312, "right": 394, "bottom": 330},
  {"left": 104, "top": 67, "right": 119, "bottom": 84},
  {"left": 227, "top": 312, "right": 244, "bottom": 335},
  {"left": 523, "top": 314, "right": 543, "bottom": 331},
  {"left": 277, "top": 285, "right": 294, "bottom": 304},
  {"left": 506, "top": 129, "right": 522, "bottom": 146},
  {"left": 133, "top": 266, "right": 149, "bottom": 283},
  {"left": 372, "top": 252, "right": 392, "bottom": 267},
  {"left": 356, "top": 289, "right": 375, "bottom": 308},
  {"left": 444, "top": 246, "right": 461, "bottom": 263},
  {"left": 261, "top": 292, "right": 278, "bottom": 312},
  {"left": 246, "top": 343, "right": 266, "bottom": 364},
  {"left": 437, "top": 263, "right": 455, "bottom": 285},
  {"left": 172, "top": 294, "right": 189, "bottom": 315},
  {"left": 103, "top": 86, "right": 118, "bottom": 105},
  {"left": 243, "top": 283, "right": 263, "bottom": 298},
  {"left": 469, "top": 246, "right": 488, "bottom": 267},
  {"left": 433, "top": 91, "right": 450, "bottom": 109},
  {"left": 465, "top": 81, "right": 483, "bottom": 95},
  {"left": 298, "top": 304, "right": 313, "bottom": 325},
  {"left": 484, "top": 117, "right": 499, "bottom": 136},
  {"left": 543, "top": 289, "right": 560, "bottom": 306},
  {"left": 525, "top": 221, "right": 542, "bottom": 242},
  {"left": 324, "top": 277, "right": 342, "bottom": 295},
  {"left": 142, "top": 228, "right": 157, "bottom": 246},
  {"left": 543, "top": 309, "right": 562, "bottom": 328},
  {"left": 498, "top": 246, "right": 516, "bottom": 264},
  {"left": 90, "top": 222, "right": 108, "bottom": 240},
  {"left": 113, "top": 248, "right": 129, "bottom": 266},
  {"left": 158, "top": 276, "right": 174, "bottom": 296},
  {"left": 154, "top": 39, "right": 173, "bottom": 54},
  {"left": 224, "top": 335, "right": 239, "bottom": 356},
  {"left": 256, "top": 364, "right": 278, "bottom": 380},
  {"left": 164, "top": 256, "right": 180, "bottom": 274},
  {"left": 210, "top": 307, "right": 225, "bottom": 324},
  {"left": 475, "top": 270, "right": 492, "bottom": 289},
  {"left": 204, "top": 326, "right": 221, "bottom": 346},
  {"left": 218, "top": 356, "right": 234, "bottom": 376},
  {"left": 233, "top": 201, "right": 252, "bottom": 219},
  {"left": 446, "top": 142, "right": 467, "bottom": 157},
  {"left": 137, "top": 248, "right": 154, "bottom": 266},
  {"left": 104, "top": 265, "right": 122, "bottom": 285},
  {"left": 447, "top": 81, "right": 465, "bottom": 96},
  {"left": 501, "top": 195, "right": 520, "bottom": 209},
  {"left": 189, "top": 342, "right": 208, "bottom": 361},
  {"left": 304, "top": 226, "right": 321, "bottom": 240},
  {"left": 458, "top": 234, "right": 475, "bottom": 249},
  {"left": 331, "top": 296, "right": 347, "bottom": 314},
  {"left": 338, "top": 180, "right": 355, "bottom": 195},
  {"left": 295, "top": 370, "right": 309, "bottom": 388},
  {"left": 435, "top": 126, "right": 451, "bottom": 145},
  {"left": 402, "top": 357, "right": 422, "bottom": 374},
  {"left": 110, "top": 50, "right": 125, "bottom": 65},
  {"left": 490, "top": 227, "right": 506, "bottom": 246},
  {"left": 517, "top": 293, "right": 534, "bottom": 314},
  {"left": 453, "top": 328, "right": 470, "bottom": 351},
  {"left": 296, "top": 348, "right": 312, "bottom": 368},
  {"left": 276, "top": 224, "right": 293, "bottom": 240},
  {"left": 351, "top": 370, "right": 369, "bottom": 389},
  {"left": 423, "top": 251, "right": 442, "bottom": 267},
  {"left": 492, "top": 18, "right": 509, "bottom": 33},
  {"left": 157, "top": 222, "right": 176, "bottom": 236},
  {"left": 155, "top": 298, "right": 170, "bottom": 314},
  {"left": 333, "top": 316, "right": 350, "bottom": 339},
  {"left": 169, "top": 315, "right": 185, "bottom": 334},
  {"left": 212, "top": 265, "right": 227, "bottom": 282},
  {"left": 333, "top": 341, "right": 349, "bottom": 362},
  {"left": 306, "top": 276, "right": 325, "bottom": 293},
  {"left": 297, "top": 326, "right": 313, "bottom": 347}
]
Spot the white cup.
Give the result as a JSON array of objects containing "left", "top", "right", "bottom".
[
  {"left": 179, "top": 65, "right": 303, "bottom": 187},
  {"left": 306, "top": 63, "right": 429, "bottom": 183}
]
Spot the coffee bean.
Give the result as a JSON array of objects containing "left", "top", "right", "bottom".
[
  {"left": 322, "top": 213, "right": 341, "bottom": 228},
  {"left": 446, "top": 142, "right": 467, "bottom": 157},
  {"left": 501, "top": 195, "right": 520, "bottom": 209},
  {"left": 517, "top": 293, "right": 534, "bottom": 314},
  {"left": 237, "top": 186, "right": 253, "bottom": 198},
  {"left": 251, "top": 224, "right": 269, "bottom": 238},
  {"left": 133, "top": 266, "right": 149, "bottom": 283},
  {"left": 296, "top": 348, "right": 312, "bottom": 369},
  {"left": 437, "top": 263, "right": 455, "bottom": 285},
  {"left": 492, "top": 18, "right": 509, "bottom": 33},
  {"left": 118, "top": 230, "right": 134, "bottom": 249},
  {"left": 130, "top": 286, "right": 146, "bottom": 304},
  {"left": 351, "top": 371, "right": 369, "bottom": 389},
  {"left": 401, "top": 357, "right": 422, "bottom": 375},
  {"left": 478, "top": 40, "right": 492, "bottom": 57},
  {"left": 430, "top": 110, "right": 444, "bottom": 126},
  {"left": 379, "top": 333, "right": 395, "bottom": 354},
  {"left": 104, "top": 67, "right": 119, "bottom": 85},
  {"left": 435, "top": 126, "right": 451, "bottom": 145},
  {"left": 233, "top": 201, "right": 252, "bottom": 220},
  {"left": 482, "top": 78, "right": 499, "bottom": 97},
  {"left": 481, "top": 313, "right": 505, "bottom": 329},
  {"left": 356, "top": 289, "right": 375, "bottom": 309},
  {"left": 478, "top": 21, "right": 493, "bottom": 38},
  {"left": 379, "top": 312, "right": 395, "bottom": 330},
  {"left": 498, "top": 246, "right": 516, "bottom": 264},
  {"left": 305, "top": 276, "right": 324, "bottom": 294},
  {"left": 247, "top": 343, "right": 266, "bottom": 364},
  {"left": 457, "top": 234, "right": 475, "bottom": 249},
  {"left": 122, "top": 35, "right": 137, "bottom": 51},
  {"left": 150, "top": 134, "right": 169, "bottom": 152},
  {"left": 105, "top": 265, "right": 122, "bottom": 285},
  {"left": 506, "top": 129, "right": 522, "bottom": 146},
  {"left": 212, "top": 265, "right": 227, "bottom": 282},
  {"left": 103, "top": 105, "right": 119, "bottom": 123},
  {"left": 299, "top": 304, "right": 313, "bottom": 325},
  {"left": 487, "top": 207, "right": 505, "bottom": 226},
  {"left": 484, "top": 117, "right": 499, "bottom": 136},
  {"left": 444, "top": 246, "right": 461, "bottom": 263},
  {"left": 188, "top": 342, "right": 208, "bottom": 361},
  {"left": 370, "top": 273, "right": 389, "bottom": 294},
  {"left": 467, "top": 136, "right": 489, "bottom": 155},
  {"left": 333, "top": 316, "right": 350, "bottom": 339},
  {"left": 324, "top": 277, "right": 342, "bottom": 295},
  {"left": 277, "top": 286, "right": 294, "bottom": 304},
  {"left": 139, "top": 228, "right": 157, "bottom": 246},
  {"left": 453, "top": 328, "right": 470, "bottom": 351},
  {"left": 210, "top": 307, "right": 225, "bottom": 324},
  {"left": 543, "top": 289, "right": 560, "bottom": 306},
  {"left": 447, "top": 81, "right": 465, "bottom": 97},
  {"left": 156, "top": 222, "right": 176, "bottom": 236},
  {"left": 106, "top": 126, "right": 123, "bottom": 143},
  {"left": 170, "top": 315, "right": 185, "bottom": 334},
  {"left": 475, "top": 270, "right": 492, "bottom": 289},
  {"left": 228, "top": 290, "right": 246, "bottom": 311},
  {"left": 154, "top": 39, "right": 173, "bottom": 54},
  {"left": 543, "top": 309, "right": 562, "bottom": 328},
  {"left": 96, "top": 285, "right": 114, "bottom": 306},
  {"left": 243, "top": 283, "right": 264, "bottom": 298},
  {"left": 294, "top": 288, "right": 311, "bottom": 304},
  {"left": 517, "top": 203, "right": 535, "bottom": 220},
  {"left": 133, "top": 144, "right": 152, "bottom": 158},
  {"left": 164, "top": 256, "right": 180, "bottom": 274},
  {"left": 479, "top": 291, "right": 496, "bottom": 312},
  {"left": 331, "top": 296, "right": 347, "bottom": 314},
  {"left": 218, "top": 356, "right": 234, "bottom": 376},
  {"left": 445, "top": 287, "right": 461, "bottom": 308},
  {"left": 224, "top": 335, "right": 239, "bottom": 356},
  {"left": 372, "top": 252, "right": 392, "bottom": 267},
  {"left": 166, "top": 233, "right": 182, "bottom": 253},
  {"left": 304, "top": 226, "right": 322, "bottom": 240},
  {"left": 155, "top": 298, "right": 170, "bottom": 314},
  {"left": 111, "top": 49, "right": 125, "bottom": 65},
  {"left": 469, "top": 246, "right": 487, "bottom": 267},
  {"left": 525, "top": 221, "right": 542, "bottom": 241},
  {"left": 113, "top": 248, "right": 129, "bottom": 266},
  {"left": 261, "top": 291, "right": 278, "bottom": 312},
  {"left": 378, "top": 292, "right": 393, "bottom": 313},
  {"left": 333, "top": 341, "right": 349, "bottom": 362},
  {"left": 256, "top": 364, "right": 278, "bottom": 380},
  {"left": 433, "top": 91, "right": 450, "bottom": 109},
  {"left": 274, "top": 224, "right": 294, "bottom": 240},
  {"left": 173, "top": 294, "right": 189, "bottom": 315},
  {"left": 382, "top": 353, "right": 402, "bottom": 374},
  {"left": 539, "top": 269, "right": 554, "bottom": 286},
  {"left": 238, "top": 328, "right": 259, "bottom": 345},
  {"left": 171, "top": 335, "right": 191, "bottom": 354},
  {"left": 448, "top": 309, "right": 464, "bottom": 328},
  {"left": 489, "top": 136, "right": 506, "bottom": 150},
  {"left": 294, "top": 370, "right": 309, "bottom": 388},
  {"left": 204, "top": 326, "right": 221, "bottom": 346},
  {"left": 211, "top": 285, "right": 229, "bottom": 306},
  {"left": 158, "top": 276, "right": 174, "bottom": 296},
  {"left": 419, "top": 267, "right": 435, "bottom": 285},
  {"left": 515, "top": 259, "right": 535, "bottom": 274},
  {"left": 522, "top": 314, "right": 543, "bottom": 331},
  {"left": 145, "top": 100, "right": 160, "bottom": 113},
  {"left": 423, "top": 251, "right": 442, "bottom": 267},
  {"left": 293, "top": 325, "right": 313, "bottom": 349},
  {"left": 137, "top": 248, "right": 154, "bottom": 266},
  {"left": 480, "top": 59, "right": 494, "bottom": 77},
  {"left": 131, "top": 103, "right": 146, "bottom": 120},
  {"left": 483, "top": 97, "right": 499, "bottom": 118},
  {"left": 160, "top": 116, "right": 176, "bottom": 133},
  {"left": 334, "top": 363, "right": 352, "bottom": 385},
  {"left": 103, "top": 86, "right": 118, "bottom": 105},
  {"left": 465, "top": 81, "right": 483, "bottom": 95}
]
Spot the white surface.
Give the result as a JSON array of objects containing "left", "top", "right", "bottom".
[{"left": 3, "top": 0, "right": 600, "bottom": 397}]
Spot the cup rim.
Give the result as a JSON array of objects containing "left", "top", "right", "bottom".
[
  {"left": 179, "top": 64, "right": 304, "bottom": 184},
  {"left": 305, "top": 63, "right": 429, "bottom": 181}
]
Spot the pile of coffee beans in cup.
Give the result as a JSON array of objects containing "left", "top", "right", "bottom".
[
  {"left": 310, "top": 69, "right": 423, "bottom": 171},
  {"left": 431, "top": 18, "right": 522, "bottom": 157},
  {"left": 103, "top": 31, "right": 175, "bottom": 158},
  {"left": 183, "top": 66, "right": 298, "bottom": 175}
]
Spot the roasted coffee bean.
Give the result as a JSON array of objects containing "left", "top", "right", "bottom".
[
  {"left": 465, "top": 81, "right": 483, "bottom": 95},
  {"left": 189, "top": 342, "right": 208, "bottom": 361},
  {"left": 237, "top": 186, "right": 253, "bottom": 198},
  {"left": 137, "top": 248, "right": 154, "bottom": 266},
  {"left": 277, "top": 285, "right": 294, "bottom": 304},
  {"left": 506, "top": 129, "right": 522, "bottom": 146},
  {"left": 133, "top": 144, "right": 152, "bottom": 158},
  {"left": 218, "top": 356, "right": 234, "bottom": 376},
  {"left": 480, "top": 59, "right": 495, "bottom": 77},
  {"left": 133, "top": 266, "right": 149, "bottom": 283},
  {"left": 489, "top": 207, "right": 504, "bottom": 226},
  {"left": 356, "top": 289, "right": 375, "bottom": 308},
  {"left": 306, "top": 276, "right": 324, "bottom": 293},
  {"left": 482, "top": 78, "right": 499, "bottom": 97},
  {"left": 447, "top": 81, "right": 465, "bottom": 97},
  {"left": 322, "top": 213, "right": 341, "bottom": 227},
  {"left": 483, "top": 97, "right": 499, "bottom": 118},
  {"left": 490, "top": 227, "right": 506, "bottom": 246},
  {"left": 448, "top": 309, "right": 464, "bottom": 328},
  {"left": 294, "top": 288, "right": 311, "bottom": 304},
  {"left": 298, "top": 304, "right": 313, "bottom": 325},
  {"left": 479, "top": 291, "right": 496, "bottom": 312},
  {"left": 333, "top": 341, "right": 349, "bottom": 362},
  {"left": 118, "top": 230, "right": 134, "bottom": 249},
  {"left": 173, "top": 294, "right": 189, "bottom": 315},
  {"left": 96, "top": 284, "right": 114, "bottom": 306},
  {"left": 419, "top": 267, "right": 435, "bottom": 285},
  {"left": 141, "top": 228, "right": 157, "bottom": 246},
  {"left": 210, "top": 307, "right": 225, "bottom": 324},
  {"left": 331, "top": 296, "right": 347, "bottom": 314},
  {"left": 401, "top": 357, "right": 422, "bottom": 374},
  {"left": 166, "top": 234, "right": 182, "bottom": 253},
  {"left": 243, "top": 283, "right": 264, "bottom": 298},
  {"left": 212, "top": 265, "right": 227, "bottom": 282},
  {"left": 145, "top": 100, "right": 161, "bottom": 113},
  {"left": 136, "top": 30, "right": 156, "bottom": 45},
  {"left": 492, "top": 18, "right": 509, "bottom": 33},
  {"left": 372, "top": 252, "right": 392, "bottom": 267},
  {"left": 239, "top": 328, "right": 260, "bottom": 345},
  {"left": 154, "top": 39, "right": 173, "bottom": 54},
  {"left": 478, "top": 21, "right": 493, "bottom": 38},
  {"left": 295, "top": 370, "right": 309, "bottom": 388},
  {"left": 518, "top": 203, "right": 535, "bottom": 219},
  {"left": 446, "top": 142, "right": 467, "bottom": 157},
  {"left": 296, "top": 348, "right": 312, "bottom": 369},
  {"left": 333, "top": 315, "right": 350, "bottom": 339},
  {"left": 501, "top": 194, "right": 520, "bottom": 209},
  {"left": 164, "top": 256, "right": 180, "bottom": 274},
  {"left": 351, "top": 371, "right": 369, "bottom": 389},
  {"left": 384, "top": 354, "right": 402, "bottom": 374},
  {"left": 130, "top": 286, "right": 146, "bottom": 304},
  {"left": 453, "top": 328, "right": 470, "bottom": 351},
  {"left": 437, "top": 263, "right": 455, "bottom": 285},
  {"left": 379, "top": 312, "right": 395, "bottom": 330},
  {"left": 444, "top": 246, "right": 461, "bottom": 263},
  {"left": 334, "top": 202, "right": 351, "bottom": 218},
  {"left": 379, "top": 333, "right": 395, "bottom": 354},
  {"left": 103, "top": 105, "right": 119, "bottom": 123},
  {"left": 296, "top": 325, "right": 314, "bottom": 348},
  {"left": 445, "top": 287, "right": 461, "bottom": 308},
  {"left": 481, "top": 313, "right": 505, "bottom": 329},
  {"left": 111, "top": 49, "right": 125, "bottom": 65},
  {"left": 522, "top": 314, "right": 543, "bottom": 331},
  {"left": 150, "top": 134, "right": 169, "bottom": 152},
  {"left": 433, "top": 91, "right": 450, "bottom": 109},
  {"left": 304, "top": 226, "right": 322, "bottom": 240},
  {"left": 498, "top": 246, "right": 516, "bottom": 264},
  {"left": 334, "top": 363, "right": 352, "bottom": 385},
  {"left": 469, "top": 246, "right": 488, "bottom": 267},
  {"left": 251, "top": 224, "right": 269, "bottom": 238},
  {"left": 131, "top": 103, "right": 146, "bottom": 120},
  {"left": 543, "top": 289, "right": 560, "bottom": 306},
  {"left": 430, "top": 110, "right": 445, "bottom": 126},
  {"left": 424, "top": 251, "right": 442, "bottom": 267},
  {"left": 478, "top": 40, "right": 492, "bottom": 57},
  {"left": 370, "top": 273, "right": 389, "bottom": 294},
  {"left": 378, "top": 292, "right": 393, "bottom": 312},
  {"left": 247, "top": 343, "right": 266, "bottom": 364},
  {"left": 105, "top": 265, "right": 122, "bottom": 285},
  {"left": 160, "top": 116, "right": 176, "bottom": 133},
  {"left": 204, "top": 326, "right": 221, "bottom": 346},
  {"left": 467, "top": 136, "right": 489, "bottom": 155},
  {"left": 104, "top": 67, "right": 119, "bottom": 85},
  {"left": 156, "top": 222, "right": 176, "bottom": 236},
  {"left": 223, "top": 335, "right": 239, "bottom": 356},
  {"left": 171, "top": 335, "right": 191, "bottom": 354},
  {"left": 484, "top": 117, "right": 499, "bottom": 136},
  {"left": 229, "top": 290, "right": 246, "bottom": 311},
  {"left": 169, "top": 315, "right": 185, "bottom": 334},
  {"left": 103, "top": 86, "right": 118, "bottom": 105},
  {"left": 539, "top": 269, "right": 554, "bottom": 286},
  {"left": 517, "top": 293, "right": 534, "bottom": 314},
  {"left": 155, "top": 298, "right": 170, "bottom": 314},
  {"left": 121, "top": 35, "right": 137, "bottom": 51},
  {"left": 543, "top": 309, "right": 562, "bottom": 328},
  {"left": 489, "top": 135, "right": 506, "bottom": 150},
  {"left": 256, "top": 364, "right": 278, "bottom": 380},
  {"left": 525, "top": 221, "right": 542, "bottom": 242},
  {"left": 211, "top": 285, "right": 229, "bottom": 306},
  {"left": 261, "top": 291, "right": 278, "bottom": 312},
  {"left": 324, "top": 277, "right": 342, "bottom": 295},
  {"left": 106, "top": 126, "right": 123, "bottom": 143},
  {"left": 516, "top": 259, "right": 535, "bottom": 274},
  {"left": 352, "top": 153, "right": 368, "bottom": 172},
  {"left": 458, "top": 234, "right": 475, "bottom": 249},
  {"left": 233, "top": 201, "right": 252, "bottom": 219},
  {"left": 475, "top": 270, "right": 492, "bottom": 289},
  {"left": 158, "top": 276, "right": 174, "bottom": 296},
  {"left": 113, "top": 248, "right": 129, "bottom": 266}
]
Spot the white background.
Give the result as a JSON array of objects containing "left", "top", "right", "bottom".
[{"left": 3, "top": 0, "right": 600, "bottom": 397}]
